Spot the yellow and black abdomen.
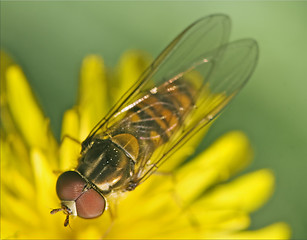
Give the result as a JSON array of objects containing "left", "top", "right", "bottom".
[{"left": 113, "top": 79, "right": 196, "bottom": 160}]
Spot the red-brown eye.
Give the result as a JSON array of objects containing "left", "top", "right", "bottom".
[
  {"left": 56, "top": 171, "right": 86, "bottom": 201},
  {"left": 75, "top": 188, "right": 106, "bottom": 219},
  {"left": 56, "top": 171, "right": 106, "bottom": 219}
]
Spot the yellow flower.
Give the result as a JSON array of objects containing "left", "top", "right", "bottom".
[{"left": 1, "top": 50, "right": 290, "bottom": 239}]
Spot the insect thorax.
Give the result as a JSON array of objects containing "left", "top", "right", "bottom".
[{"left": 77, "top": 138, "right": 135, "bottom": 193}]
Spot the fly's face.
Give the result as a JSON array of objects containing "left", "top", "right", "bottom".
[
  {"left": 51, "top": 171, "right": 106, "bottom": 226},
  {"left": 52, "top": 14, "right": 259, "bottom": 227}
]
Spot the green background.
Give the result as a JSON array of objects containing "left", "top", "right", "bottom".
[{"left": 1, "top": 1, "right": 306, "bottom": 238}]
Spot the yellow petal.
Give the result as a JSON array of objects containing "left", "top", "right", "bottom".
[
  {"left": 194, "top": 169, "right": 274, "bottom": 213},
  {"left": 160, "top": 123, "right": 212, "bottom": 172},
  {"left": 226, "top": 222, "right": 291, "bottom": 239},
  {"left": 1, "top": 192, "right": 39, "bottom": 228},
  {"left": 148, "top": 209, "right": 249, "bottom": 239},
  {"left": 192, "top": 209, "right": 250, "bottom": 232},
  {"left": 118, "top": 183, "right": 177, "bottom": 224},
  {"left": 78, "top": 55, "right": 108, "bottom": 140},
  {"left": 0, "top": 217, "right": 19, "bottom": 239},
  {"left": 59, "top": 108, "right": 81, "bottom": 170},
  {"left": 1, "top": 166, "right": 35, "bottom": 204},
  {"left": 5, "top": 65, "right": 52, "bottom": 149},
  {"left": 31, "top": 148, "right": 58, "bottom": 211},
  {"left": 76, "top": 225, "right": 103, "bottom": 239},
  {"left": 114, "top": 50, "right": 152, "bottom": 102},
  {"left": 61, "top": 108, "right": 80, "bottom": 140},
  {"left": 175, "top": 131, "right": 253, "bottom": 204},
  {"left": 1, "top": 131, "right": 33, "bottom": 180}
]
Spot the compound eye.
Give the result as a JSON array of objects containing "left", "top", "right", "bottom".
[
  {"left": 75, "top": 188, "right": 106, "bottom": 219},
  {"left": 56, "top": 171, "right": 86, "bottom": 201}
]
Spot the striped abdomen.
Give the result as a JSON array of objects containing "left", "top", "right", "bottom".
[
  {"left": 119, "top": 79, "right": 196, "bottom": 148},
  {"left": 109, "top": 79, "right": 196, "bottom": 170}
]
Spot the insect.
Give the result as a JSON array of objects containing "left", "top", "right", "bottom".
[{"left": 51, "top": 14, "right": 258, "bottom": 227}]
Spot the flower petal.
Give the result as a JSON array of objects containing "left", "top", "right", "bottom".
[
  {"left": 1, "top": 131, "right": 33, "bottom": 180},
  {"left": 1, "top": 192, "right": 39, "bottom": 229},
  {"left": 78, "top": 55, "right": 109, "bottom": 140},
  {"left": 5, "top": 65, "right": 53, "bottom": 149},
  {"left": 31, "top": 148, "right": 58, "bottom": 210},
  {"left": 193, "top": 169, "right": 274, "bottom": 213},
  {"left": 1, "top": 217, "right": 19, "bottom": 239},
  {"left": 160, "top": 123, "right": 212, "bottom": 172},
  {"left": 60, "top": 108, "right": 81, "bottom": 170},
  {"left": 175, "top": 131, "right": 253, "bottom": 204},
  {"left": 1, "top": 163, "right": 35, "bottom": 204},
  {"left": 114, "top": 50, "right": 151, "bottom": 101},
  {"left": 225, "top": 222, "right": 291, "bottom": 239}
]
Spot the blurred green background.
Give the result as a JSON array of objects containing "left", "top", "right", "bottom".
[{"left": 1, "top": 1, "right": 306, "bottom": 238}]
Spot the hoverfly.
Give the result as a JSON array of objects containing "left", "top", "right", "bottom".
[{"left": 51, "top": 14, "right": 258, "bottom": 227}]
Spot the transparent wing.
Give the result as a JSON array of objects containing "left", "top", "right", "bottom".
[
  {"left": 136, "top": 38, "right": 259, "bottom": 184},
  {"left": 81, "top": 15, "right": 259, "bottom": 188},
  {"left": 82, "top": 14, "right": 231, "bottom": 149}
]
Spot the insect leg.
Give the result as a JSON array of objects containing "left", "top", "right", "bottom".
[
  {"left": 60, "top": 134, "right": 81, "bottom": 145},
  {"left": 100, "top": 203, "right": 117, "bottom": 239}
]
